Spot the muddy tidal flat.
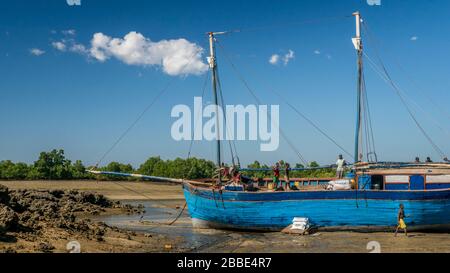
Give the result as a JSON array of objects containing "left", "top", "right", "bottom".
[{"left": 0, "top": 180, "right": 449, "bottom": 253}]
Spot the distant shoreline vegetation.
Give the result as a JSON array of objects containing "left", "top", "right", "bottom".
[{"left": 0, "top": 149, "right": 335, "bottom": 181}]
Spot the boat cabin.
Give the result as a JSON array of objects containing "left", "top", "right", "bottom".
[{"left": 354, "top": 162, "right": 450, "bottom": 191}]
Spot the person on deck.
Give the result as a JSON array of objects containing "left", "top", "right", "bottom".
[
  {"left": 444, "top": 157, "right": 449, "bottom": 163},
  {"left": 426, "top": 157, "right": 433, "bottom": 163},
  {"left": 336, "top": 155, "right": 346, "bottom": 179},
  {"left": 221, "top": 163, "right": 230, "bottom": 180},
  {"left": 414, "top": 157, "right": 420, "bottom": 163},
  {"left": 232, "top": 169, "right": 242, "bottom": 184},
  {"left": 395, "top": 204, "right": 408, "bottom": 237},
  {"left": 272, "top": 163, "right": 281, "bottom": 190},
  {"left": 284, "top": 163, "right": 291, "bottom": 191}
]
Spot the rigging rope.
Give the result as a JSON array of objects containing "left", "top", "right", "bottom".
[
  {"left": 363, "top": 52, "right": 447, "bottom": 159},
  {"left": 362, "top": 21, "right": 449, "bottom": 159},
  {"left": 360, "top": 62, "right": 378, "bottom": 162},
  {"left": 362, "top": 21, "right": 450, "bottom": 122},
  {"left": 138, "top": 69, "right": 212, "bottom": 226},
  {"left": 162, "top": 71, "right": 212, "bottom": 226},
  {"left": 98, "top": 179, "right": 185, "bottom": 222},
  {"left": 269, "top": 89, "right": 354, "bottom": 160},
  {"left": 361, "top": 75, "right": 370, "bottom": 161},
  {"left": 215, "top": 39, "right": 354, "bottom": 164},
  {"left": 215, "top": 40, "right": 308, "bottom": 166},
  {"left": 395, "top": 61, "right": 450, "bottom": 122},
  {"left": 187, "top": 70, "right": 210, "bottom": 160},
  {"left": 92, "top": 52, "right": 202, "bottom": 168},
  {"left": 93, "top": 82, "right": 171, "bottom": 169},
  {"left": 90, "top": 53, "right": 209, "bottom": 225},
  {"left": 362, "top": 22, "right": 450, "bottom": 140},
  {"left": 166, "top": 71, "right": 214, "bottom": 226},
  {"left": 215, "top": 64, "right": 240, "bottom": 167}
]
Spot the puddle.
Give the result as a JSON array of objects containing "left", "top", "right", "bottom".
[{"left": 93, "top": 200, "right": 231, "bottom": 251}]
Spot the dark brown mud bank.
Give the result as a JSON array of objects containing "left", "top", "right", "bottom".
[{"left": 0, "top": 184, "right": 160, "bottom": 253}]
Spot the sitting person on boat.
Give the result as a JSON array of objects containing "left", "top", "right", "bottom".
[
  {"left": 221, "top": 163, "right": 231, "bottom": 180},
  {"left": 336, "top": 154, "right": 347, "bottom": 179},
  {"left": 232, "top": 168, "right": 241, "bottom": 183},
  {"left": 214, "top": 164, "right": 227, "bottom": 181},
  {"left": 415, "top": 157, "right": 421, "bottom": 163},
  {"left": 223, "top": 168, "right": 257, "bottom": 191},
  {"left": 426, "top": 157, "right": 433, "bottom": 163},
  {"left": 222, "top": 168, "right": 244, "bottom": 191}
]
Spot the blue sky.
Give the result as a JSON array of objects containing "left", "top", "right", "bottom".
[{"left": 0, "top": 0, "right": 449, "bottom": 167}]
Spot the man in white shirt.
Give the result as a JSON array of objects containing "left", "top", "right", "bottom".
[{"left": 336, "top": 155, "right": 346, "bottom": 179}]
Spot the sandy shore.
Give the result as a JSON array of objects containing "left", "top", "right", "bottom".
[
  {"left": 202, "top": 231, "right": 450, "bottom": 253},
  {"left": 0, "top": 180, "right": 184, "bottom": 201}
]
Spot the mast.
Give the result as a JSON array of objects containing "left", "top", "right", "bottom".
[
  {"left": 352, "top": 11, "right": 363, "bottom": 163},
  {"left": 208, "top": 32, "right": 222, "bottom": 184}
]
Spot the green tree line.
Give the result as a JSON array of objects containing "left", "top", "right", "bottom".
[
  {"left": 0, "top": 149, "right": 335, "bottom": 181},
  {"left": 0, "top": 149, "right": 216, "bottom": 181}
]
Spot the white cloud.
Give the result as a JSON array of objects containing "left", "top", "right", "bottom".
[
  {"left": 283, "top": 50, "right": 295, "bottom": 65},
  {"left": 52, "top": 38, "right": 88, "bottom": 55},
  {"left": 269, "top": 50, "right": 295, "bottom": 66},
  {"left": 410, "top": 36, "right": 418, "bottom": 41},
  {"left": 70, "top": 43, "right": 88, "bottom": 54},
  {"left": 89, "top": 32, "right": 208, "bottom": 76},
  {"left": 314, "top": 50, "right": 321, "bottom": 55},
  {"left": 52, "top": 41, "right": 67, "bottom": 51},
  {"left": 62, "top": 29, "right": 76, "bottom": 36},
  {"left": 30, "top": 48, "right": 45, "bottom": 56},
  {"left": 269, "top": 54, "right": 280, "bottom": 65}
]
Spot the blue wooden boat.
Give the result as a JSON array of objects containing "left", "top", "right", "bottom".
[
  {"left": 89, "top": 12, "right": 450, "bottom": 232},
  {"left": 182, "top": 166, "right": 450, "bottom": 231},
  {"left": 181, "top": 12, "right": 450, "bottom": 232}
]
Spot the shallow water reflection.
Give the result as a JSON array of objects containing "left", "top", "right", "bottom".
[{"left": 94, "top": 200, "right": 232, "bottom": 251}]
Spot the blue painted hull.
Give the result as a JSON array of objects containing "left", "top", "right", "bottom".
[{"left": 183, "top": 184, "right": 450, "bottom": 231}]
